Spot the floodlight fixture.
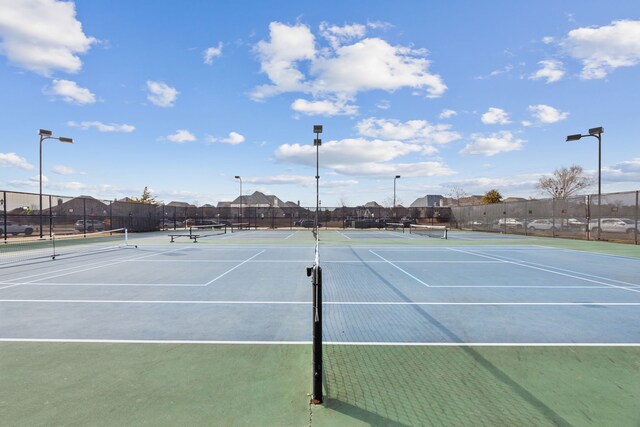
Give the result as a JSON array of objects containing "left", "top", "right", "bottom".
[
  {"left": 39, "top": 129, "right": 74, "bottom": 238},
  {"left": 313, "top": 125, "right": 323, "bottom": 134},
  {"left": 565, "top": 126, "right": 604, "bottom": 240}
]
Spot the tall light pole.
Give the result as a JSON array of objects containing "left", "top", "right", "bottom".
[
  {"left": 234, "top": 176, "right": 242, "bottom": 222},
  {"left": 313, "top": 125, "right": 322, "bottom": 231},
  {"left": 393, "top": 175, "right": 401, "bottom": 220},
  {"left": 566, "top": 126, "right": 603, "bottom": 240},
  {"left": 39, "top": 129, "right": 73, "bottom": 238}
]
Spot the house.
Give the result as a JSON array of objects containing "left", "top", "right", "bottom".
[{"left": 410, "top": 195, "right": 444, "bottom": 207}]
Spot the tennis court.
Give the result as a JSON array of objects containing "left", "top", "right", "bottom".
[{"left": 1, "top": 228, "right": 639, "bottom": 425}]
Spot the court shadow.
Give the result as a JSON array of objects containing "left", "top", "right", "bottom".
[{"left": 317, "top": 248, "right": 573, "bottom": 426}]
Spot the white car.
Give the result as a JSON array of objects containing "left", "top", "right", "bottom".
[
  {"left": 1, "top": 221, "right": 34, "bottom": 236},
  {"left": 495, "top": 218, "right": 524, "bottom": 229},
  {"left": 527, "top": 219, "right": 558, "bottom": 231},
  {"left": 589, "top": 218, "right": 638, "bottom": 234}
]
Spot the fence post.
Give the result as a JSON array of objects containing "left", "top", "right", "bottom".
[
  {"left": 633, "top": 191, "right": 640, "bottom": 245},
  {"left": 48, "top": 195, "right": 53, "bottom": 238},
  {"left": 2, "top": 191, "right": 6, "bottom": 242}
]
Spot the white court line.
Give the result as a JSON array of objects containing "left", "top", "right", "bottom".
[
  {"left": 472, "top": 252, "right": 640, "bottom": 289},
  {"left": 0, "top": 246, "right": 193, "bottom": 286},
  {"left": 336, "top": 231, "right": 351, "bottom": 240},
  {"left": 448, "top": 247, "right": 640, "bottom": 294},
  {"left": 0, "top": 338, "right": 637, "bottom": 346},
  {"left": 369, "top": 250, "right": 431, "bottom": 287},
  {"left": 204, "top": 250, "right": 266, "bottom": 285},
  {"left": 323, "top": 342, "right": 640, "bottom": 347},
  {"left": 0, "top": 299, "right": 309, "bottom": 304},
  {"left": 284, "top": 231, "right": 297, "bottom": 240},
  {"left": 4, "top": 283, "right": 210, "bottom": 287},
  {"left": 0, "top": 338, "right": 310, "bottom": 345},
  {"left": 2, "top": 300, "right": 638, "bottom": 306}
]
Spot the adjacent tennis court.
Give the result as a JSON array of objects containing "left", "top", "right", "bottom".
[{"left": 1, "top": 229, "right": 639, "bottom": 425}]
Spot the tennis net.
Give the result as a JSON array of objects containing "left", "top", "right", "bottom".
[
  {"left": 385, "top": 222, "right": 405, "bottom": 232},
  {"left": 0, "top": 228, "right": 134, "bottom": 266},
  {"left": 409, "top": 224, "right": 448, "bottom": 239},
  {"left": 189, "top": 224, "right": 227, "bottom": 239}
]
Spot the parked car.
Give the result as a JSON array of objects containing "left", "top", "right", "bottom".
[
  {"left": 299, "top": 219, "right": 320, "bottom": 228},
  {"left": 74, "top": 219, "right": 105, "bottom": 232},
  {"left": 0, "top": 221, "right": 34, "bottom": 236},
  {"left": 565, "top": 218, "right": 588, "bottom": 230},
  {"left": 495, "top": 218, "right": 524, "bottom": 229},
  {"left": 527, "top": 219, "right": 559, "bottom": 231},
  {"left": 589, "top": 218, "right": 638, "bottom": 234}
]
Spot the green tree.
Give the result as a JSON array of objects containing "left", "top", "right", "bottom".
[{"left": 481, "top": 189, "right": 503, "bottom": 204}]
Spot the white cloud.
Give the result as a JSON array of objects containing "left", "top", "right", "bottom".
[
  {"left": 459, "top": 131, "right": 524, "bottom": 156},
  {"left": 67, "top": 121, "right": 135, "bottom": 132},
  {"left": 481, "top": 107, "right": 511, "bottom": 125},
  {"left": 47, "top": 79, "right": 96, "bottom": 104},
  {"left": 146, "top": 80, "right": 178, "bottom": 107},
  {"left": 204, "top": 42, "right": 223, "bottom": 64},
  {"left": 312, "top": 37, "right": 446, "bottom": 98},
  {"left": 331, "top": 161, "right": 455, "bottom": 178},
  {"left": 439, "top": 109, "right": 457, "bottom": 119},
  {"left": 0, "top": 152, "right": 33, "bottom": 170},
  {"left": 274, "top": 137, "right": 454, "bottom": 178},
  {"left": 252, "top": 22, "right": 446, "bottom": 105},
  {"left": 222, "top": 132, "right": 245, "bottom": 145},
  {"left": 276, "top": 138, "right": 421, "bottom": 167},
  {"left": 251, "top": 22, "right": 316, "bottom": 100},
  {"left": 205, "top": 132, "right": 246, "bottom": 145},
  {"left": 319, "top": 22, "right": 367, "bottom": 49},
  {"left": 475, "top": 64, "right": 513, "bottom": 80},
  {"left": 562, "top": 20, "right": 640, "bottom": 79},
  {"left": 542, "top": 36, "right": 555, "bottom": 44},
  {"left": 51, "top": 165, "right": 79, "bottom": 175},
  {"left": 166, "top": 129, "right": 196, "bottom": 143},
  {"left": 603, "top": 157, "right": 640, "bottom": 182},
  {"left": 0, "top": 0, "right": 96, "bottom": 76},
  {"left": 528, "top": 104, "right": 569, "bottom": 124},
  {"left": 529, "top": 59, "right": 565, "bottom": 83},
  {"left": 356, "top": 117, "right": 461, "bottom": 145},
  {"left": 291, "top": 98, "right": 358, "bottom": 116}
]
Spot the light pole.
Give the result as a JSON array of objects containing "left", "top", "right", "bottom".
[
  {"left": 234, "top": 176, "right": 242, "bottom": 222},
  {"left": 39, "top": 129, "right": 73, "bottom": 238},
  {"left": 313, "top": 125, "right": 322, "bottom": 231},
  {"left": 393, "top": 175, "right": 401, "bottom": 220},
  {"left": 566, "top": 127, "right": 603, "bottom": 240}
]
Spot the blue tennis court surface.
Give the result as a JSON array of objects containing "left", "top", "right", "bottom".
[{"left": 2, "top": 231, "right": 638, "bottom": 345}]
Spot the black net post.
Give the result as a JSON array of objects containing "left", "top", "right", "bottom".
[{"left": 309, "top": 264, "right": 323, "bottom": 404}]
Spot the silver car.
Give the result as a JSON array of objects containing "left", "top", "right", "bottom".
[{"left": 1, "top": 221, "right": 34, "bottom": 236}]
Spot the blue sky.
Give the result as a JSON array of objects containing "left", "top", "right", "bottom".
[{"left": 1, "top": 0, "right": 639, "bottom": 207}]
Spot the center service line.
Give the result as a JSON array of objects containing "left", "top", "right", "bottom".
[
  {"left": 204, "top": 250, "right": 266, "bottom": 285},
  {"left": 369, "top": 250, "right": 431, "bottom": 287}
]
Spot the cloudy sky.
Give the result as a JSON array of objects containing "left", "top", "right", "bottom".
[{"left": 0, "top": 0, "right": 639, "bottom": 207}]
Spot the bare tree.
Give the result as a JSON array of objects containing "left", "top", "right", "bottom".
[
  {"left": 448, "top": 186, "right": 468, "bottom": 206},
  {"left": 536, "top": 165, "right": 592, "bottom": 199}
]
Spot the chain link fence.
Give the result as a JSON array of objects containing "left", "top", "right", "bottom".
[
  {"left": 449, "top": 190, "right": 639, "bottom": 244},
  {"left": 2, "top": 189, "right": 637, "bottom": 244}
]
